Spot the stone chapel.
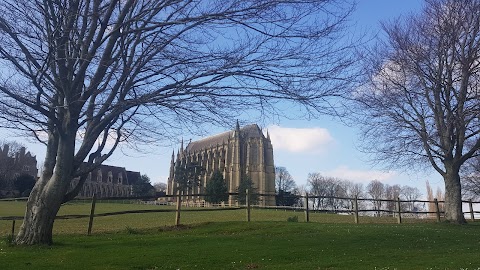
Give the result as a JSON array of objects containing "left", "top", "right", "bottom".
[{"left": 167, "top": 123, "right": 276, "bottom": 206}]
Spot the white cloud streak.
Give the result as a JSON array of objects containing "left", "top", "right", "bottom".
[{"left": 267, "top": 125, "right": 334, "bottom": 154}]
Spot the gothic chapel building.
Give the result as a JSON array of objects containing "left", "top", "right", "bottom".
[{"left": 167, "top": 123, "right": 276, "bottom": 206}]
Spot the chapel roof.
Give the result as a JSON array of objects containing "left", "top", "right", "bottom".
[
  {"left": 185, "top": 124, "right": 264, "bottom": 152},
  {"left": 126, "top": 171, "right": 142, "bottom": 185},
  {"left": 82, "top": 163, "right": 140, "bottom": 185}
]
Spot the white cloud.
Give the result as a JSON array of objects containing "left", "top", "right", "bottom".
[
  {"left": 322, "top": 165, "right": 397, "bottom": 183},
  {"left": 267, "top": 125, "right": 334, "bottom": 154},
  {"left": 152, "top": 174, "right": 169, "bottom": 185}
]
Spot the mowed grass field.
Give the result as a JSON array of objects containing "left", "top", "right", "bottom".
[{"left": 1, "top": 201, "right": 480, "bottom": 269}]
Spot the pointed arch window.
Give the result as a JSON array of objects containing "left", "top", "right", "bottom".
[
  {"left": 97, "top": 169, "right": 102, "bottom": 182},
  {"left": 118, "top": 173, "right": 123, "bottom": 184},
  {"left": 108, "top": 171, "right": 113, "bottom": 183}
]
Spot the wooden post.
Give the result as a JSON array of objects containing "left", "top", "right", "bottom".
[
  {"left": 434, "top": 198, "right": 441, "bottom": 222},
  {"left": 246, "top": 189, "right": 251, "bottom": 222},
  {"left": 469, "top": 199, "right": 474, "bottom": 222},
  {"left": 305, "top": 193, "right": 310, "bottom": 222},
  {"left": 354, "top": 196, "right": 359, "bottom": 224},
  {"left": 175, "top": 191, "right": 182, "bottom": 226},
  {"left": 396, "top": 197, "right": 402, "bottom": 224},
  {"left": 11, "top": 219, "right": 16, "bottom": 241},
  {"left": 87, "top": 194, "right": 97, "bottom": 235}
]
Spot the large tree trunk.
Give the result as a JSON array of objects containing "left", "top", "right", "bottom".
[
  {"left": 15, "top": 133, "right": 76, "bottom": 245},
  {"left": 443, "top": 164, "right": 466, "bottom": 224},
  {"left": 15, "top": 178, "right": 66, "bottom": 245}
]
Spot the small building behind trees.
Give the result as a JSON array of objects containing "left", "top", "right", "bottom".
[{"left": 0, "top": 144, "right": 38, "bottom": 197}]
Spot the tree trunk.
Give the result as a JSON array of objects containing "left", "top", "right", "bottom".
[
  {"left": 443, "top": 164, "right": 466, "bottom": 224},
  {"left": 14, "top": 179, "right": 65, "bottom": 245},
  {"left": 15, "top": 133, "right": 76, "bottom": 245}
]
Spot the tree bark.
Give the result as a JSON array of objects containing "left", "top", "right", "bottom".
[
  {"left": 443, "top": 163, "right": 466, "bottom": 224},
  {"left": 15, "top": 132, "right": 76, "bottom": 245},
  {"left": 15, "top": 180, "right": 65, "bottom": 245}
]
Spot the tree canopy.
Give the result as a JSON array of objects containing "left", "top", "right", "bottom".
[
  {"left": 461, "top": 157, "right": 480, "bottom": 199},
  {"left": 14, "top": 174, "right": 37, "bottom": 196},
  {"left": 132, "top": 174, "right": 155, "bottom": 197},
  {"left": 275, "top": 166, "right": 299, "bottom": 206},
  {"left": 354, "top": 0, "right": 480, "bottom": 223},
  {"left": 205, "top": 170, "right": 228, "bottom": 204},
  {"left": 237, "top": 176, "right": 259, "bottom": 205},
  {"left": 0, "top": 0, "right": 356, "bottom": 245},
  {"left": 173, "top": 161, "right": 203, "bottom": 195},
  {"left": 275, "top": 167, "right": 296, "bottom": 193}
]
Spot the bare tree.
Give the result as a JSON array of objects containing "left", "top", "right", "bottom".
[
  {"left": 307, "top": 173, "right": 350, "bottom": 211},
  {"left": 0, "top": 0, "right": 357, "bottom": 245},
  {"left": 295, "top": 184, "right": 308, "bottom": 208},
  {"left": 348, "top": 182, "right": 364, "bottom": 198},
  {"left": 274, "top": 166, "right": 298, "bottom": 206},
  {"left": 307, "top": 173, "right": 333, "bottom": 209},
  {"left": 275, "top": 166, "right": 296, "bottom": 193},
  {"left": 366, "top": 180, "right": 384, "bottom": 217},
  {"left": 461, "top": 157, "right": 480, "bottom": 199},
  {"left": 154, "top": 182, "right": 168, "bottom": 193},
  {"left": 400, "top": 185, "right": 422, "bottom": 215},
  {"left": 0, "top": 140, "right": 24, "bottom": 156},
  {"left": 331, "top": 180, "right": 350, "bottom": 211},
  {"left": 345, "top": 181, "right": 366, "bottom": 212},
  {"left": 436, "top": 186, "right": 445, "bottom": 214},
  {"left": 426, "top": 180, "right": 436, "bottom": 218},
  {"left": 385, "top": 184, "right": 401, "bottom": 215},
  {"left": 354, "top": 0, "right": 480, "bottom": 223}
]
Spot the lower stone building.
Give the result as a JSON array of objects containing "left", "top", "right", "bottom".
[
  {"left": 167, "top": 123, "right": 276, "bottom": 206},
  {"left": 71, "top": 164, "right": 141, "bottom": 198}
]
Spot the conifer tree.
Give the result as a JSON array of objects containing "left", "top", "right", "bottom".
[
  {"left": 205, "top": 170, "right": 228, "bottom": 204},
  {"left": 237, "top": 176, "right": 259, "bottom": 205}
]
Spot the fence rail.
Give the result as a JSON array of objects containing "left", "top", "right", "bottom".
[{"left": 2, "top": 191, "right": 479, "bottom": 239}]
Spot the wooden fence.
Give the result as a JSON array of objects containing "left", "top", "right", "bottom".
[{"left": 1, "top": 191, "right": 479, "bottom": 239}]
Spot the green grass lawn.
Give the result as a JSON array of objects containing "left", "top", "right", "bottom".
[
  {"left": 1, "top": 222, "right": 480, "bottom": 269},
  {"left": 1, "top": 201, "right": 479, "bottom": 269}
]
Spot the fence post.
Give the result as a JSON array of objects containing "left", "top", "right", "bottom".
[
  {"left": 354, "top": 196, "right": 359, "bottom": 224},
  {"left": 305, "top": 193, "right": 310, "bottom": 222},
  {"left": 87, "top": 194, "right": 97, "bottom": 235},
  {"left": 469, "top": 199, "right": 474, "bottom": 222},
  {"left": 246, "top": 189, "right": 251, "bottom": 222},
  {"left": 175, "top": 191, "right": 182, "bottom": 226},
  {"left": 434, "top": 198, "right": 441, "bottom": 222},
  {"left": 396, "top": 197, "right": 402, "bottom": 224},
  {"left": 11, "top": 219, "right": 16, "bottom": 241}
]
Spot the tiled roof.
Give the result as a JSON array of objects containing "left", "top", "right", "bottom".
[
  {"left": 126, "top": 171, "right": 141, "bottom": 185},
  {"left": 185, "top": 124, "right": 263, "bottom": 152},
  {"left": 83, "top": 163, "right": 140, "bottom": 185},
  {"left": 239, "top": 124, "right": 264, "bottom": 138}
]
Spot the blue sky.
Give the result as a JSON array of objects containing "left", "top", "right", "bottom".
[{"left": 1, "top": 1, "right": 444, "bottom": 195}]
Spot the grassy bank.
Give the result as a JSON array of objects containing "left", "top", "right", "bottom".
[
  {"left": 2, "top": 201, "right": 478, "bottom": 269},
  {"left": 1, "top": 221, "right": 480, "bottom": 269},
  {"left": 0, "top": 200, "right": 435, "bottom": 236}
]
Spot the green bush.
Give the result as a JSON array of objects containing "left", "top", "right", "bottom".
[
  {"left": 287, "top": 216, "right": 298, "bottom": 222},
  {"left": 4, "top": 234, "right": 14, "bottom": 246},
  {"left": 125, "top": 226, "right": 140, "bottom": 234}
]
